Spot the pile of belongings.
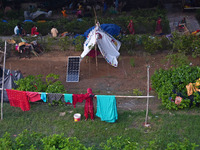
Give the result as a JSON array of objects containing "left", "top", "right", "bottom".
[{"left": 15, "top": 39, "right": 43, "bottom": 58}]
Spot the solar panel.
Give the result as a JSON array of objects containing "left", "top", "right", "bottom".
[{"left": 66, "top": 56, "right": 80, "bottom": 82}]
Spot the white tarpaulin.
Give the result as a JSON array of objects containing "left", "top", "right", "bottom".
[{"left": 81, "top": 25, "right": 121, "bottom": 67}]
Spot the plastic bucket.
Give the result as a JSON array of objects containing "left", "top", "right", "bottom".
[{"left": 74, "top": 113, "right": 81, "bottom": 122}]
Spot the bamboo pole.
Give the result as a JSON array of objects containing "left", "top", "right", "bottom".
[
  {"left": 145, "top": 65, "right": 150, "bottom": 127},
  {"left": 1, "top": 41, "right": 6, "bottom": 120},
  {"left": 93, "top": 7, "right": 98, "bottom": 70}
]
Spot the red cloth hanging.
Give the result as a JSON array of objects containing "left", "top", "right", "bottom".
[
  {"left": 72, "top": 94, "right": 86, "bottom": 108},
  {"left": 26, "top": 91, "right": 41, "bottom": 102},
  {"left": 6, "top": 89, "right": 30, "bottom": 111}
]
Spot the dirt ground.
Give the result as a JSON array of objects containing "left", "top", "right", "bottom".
[{"left": 5, "top": 50, "right": 200, "bottom": 112}]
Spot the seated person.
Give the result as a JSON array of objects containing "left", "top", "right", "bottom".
[
  {"left": 14, "top": 24, "right": 26, "bottom": 36},
  {"left": 31, "top": 25, "right": 39, "bottom": 36}
]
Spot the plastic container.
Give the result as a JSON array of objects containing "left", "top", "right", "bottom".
[{"left": 74, "top": 113, "right": 81, "bottom": 122}]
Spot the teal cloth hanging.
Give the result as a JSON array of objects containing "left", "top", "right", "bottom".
[{"left": 96, "top": 95, "right": 118, "bottom": 123}]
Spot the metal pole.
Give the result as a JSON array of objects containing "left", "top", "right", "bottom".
[
  {"left": 145, "top": 65, "right": 150, "bottom": 126},
  {"left": 1, "top": 41, "right": 6, "bottom": 120}
]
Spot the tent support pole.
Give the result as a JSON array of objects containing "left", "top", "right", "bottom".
[
  {"left": 93, "top": 7, "right": 98, "bottom": 71},
  {"left": 89, "top": 57, "right": 91, "bottom": 78},
  {"left": 95, "top": 44, "right": 98, "bottom": 70},
  {"left": 145, "top": 65, "right": 150, "bottom": 127}
]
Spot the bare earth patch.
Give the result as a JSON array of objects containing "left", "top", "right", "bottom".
[{"left": 5, "top": 50, "right": 200, "bottom": 112}]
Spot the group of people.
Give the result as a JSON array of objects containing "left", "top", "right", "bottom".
[
  {"left": 127, "top": 16, "right": 163, "bottom": 35},
  {"left": 14, "top": 24, "right": 40, "bottom": 37},
  {"left": 14, "top": 23, "right": 59, "bottom": 38}
]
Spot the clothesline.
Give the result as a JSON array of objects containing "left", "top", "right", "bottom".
[
  {"left": 0, "top": 88, "right": 154, "bottom": 99},
  {"left": 33, "top": 92, "right": 155, "bottom": 99}
]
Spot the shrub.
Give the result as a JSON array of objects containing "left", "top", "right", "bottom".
[
  {"left": 15, "top": 73, "right": 66, "bottom": 94},
  {"left": 142, "top": 35, "right": 162, "bottom": 54},
  {"left": 58, "top": 36, "right": 73, "bottom": 51},
  {"left": 0, "top": 131, "right": 199, "bottom": 150},
  {"left": 151, "top": 65, "right": 200, "bottom": 110},
  {"left": 165, "top": 53, "right": 189, "bottom": 67}
]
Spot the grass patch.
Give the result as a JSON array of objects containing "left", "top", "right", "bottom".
[{"left": 0, "top": 103, "right": 200, "bottom": 149}]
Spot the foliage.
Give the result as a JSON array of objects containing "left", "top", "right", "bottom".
[
  {"left": 15, "top": 73, "right": 66, "bottom": 94},
  {"left": 45, "top": 74, "right": 66, "bottom": 94},
  {"left": 130, "top": 58, "right": 135, "bottom": 67},
  {"left": 0, "top": 131, "right": 198, "bottom": 150},
  {"left": 142, "top": 35, "right": 162, "bottom": 54},
  {"left": 74, "top": 36, "right": 85, "bottom": 51},
  {"left": 41, "top": 134, "right": 90, "bottom": 150},
  {"left": 0, "top": 9, "right": 170, "bottom": 36},
  {"left": 0, "top": 132, "right": 12, "bottom": 150},
  {"left": 133, "top": 89, "right": 142, "bottom": 96},
  {"left": 58, "top": 36, "right": 73, "bottom": 51},
  {"left": 166, "top": 138, "right": 199, "bottom": 150},
  {"left": 151, "top": 65, "right": 200, "bottom": 110},
  {"left": 170, "top": 32, "right": 200, "bottom": 57},
  {"left": 15, "top": 75, "right": 47, "bottom": 92},
  {"left": 44, "top": 36, "right": 56, "bottom": 52},
  {"left": 100, "top": 136, "right": 140, "bottom": 150},
  {"left": 120, "top": 34, "right": 136, "bottom": 54},
  {"left": 165, "top": 53, "right": 189, "bottom": 67}
]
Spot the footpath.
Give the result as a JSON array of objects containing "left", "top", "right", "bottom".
[{"left": 165, "top": 3, "right": 200, "bottom": 32}]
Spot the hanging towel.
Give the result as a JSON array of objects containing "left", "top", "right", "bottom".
[
  {"left": 47, "top": 93, "right": 64, "bottom": 104},
  {"left": 26, "top": 91, "right": 41, "bottom": 102},
  {"left": 64, "top": 94, "right": 73, "bottom": 104},
  {"left": 41, "top": 92, "right": 47, "bottom": 102},
  {"left": 6, "top": 89, "right": 30, "bottom": 111},
  {"left": 96, "top": 95, "right": 118, "bottom": 123},
  {"left": 72, "top": 94, "right": 86, "bottom": 108}
]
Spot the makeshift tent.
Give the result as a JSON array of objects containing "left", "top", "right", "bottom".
[
  {"left": 83, "top": 24, "right": 121, "bottom": 38},
  {"left": 24, "top": 10, "right": 52, "bottom": 20},
  {"left": 81, "top": 24, "right": 121, "bottom": 67},
  {"left": 0, "top": 68, "right": 23, "bottom": 102}
]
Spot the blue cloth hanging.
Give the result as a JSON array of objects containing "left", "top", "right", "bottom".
[
  {"left": 64, "top": 94, "right": 73, "bottom": 104},
  {"left": 40, "top": 92, "right": 47, "bottom": 102},
  {"left": 96, "top": 95, "right": 118, "bottom": 123}
]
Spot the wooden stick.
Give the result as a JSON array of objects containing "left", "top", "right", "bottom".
[
  {"left": 93, "top": 6, "right": 98, "bottom": 70},
  {"left": 1, "top": 41, "right": 6, "bottom": 120},
  {"left": 145, "top": 65, "right": 150, "bottom": 126}
]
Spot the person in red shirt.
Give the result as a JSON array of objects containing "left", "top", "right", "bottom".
[
  {"left": 84, "top": 88, "right": 95, "bottom": 121},
  {"left": 31, "top": 25, "right": 39, "bottom": 36},
  {"left": 155, "top": 16, "right": 162, "bottom": 35},
  {"left": 127, "top": 20, "right": 135, "bottom": 35}
]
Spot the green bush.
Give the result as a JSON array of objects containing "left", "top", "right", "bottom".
[
  {"left": 15, "top": 73, "right": 66, "bottom": 94},
  {"left": 0, "top": 131, "right": 198, "bottom": 150},
  {"left": 58, "top": 36, "right": 73, "bottom": 51},
  {"left": 0, "top": 9, "right": 170, "bottom": 36},
  {"left": 142, "top": 35, "right": 162, "bottom": 54},
  {"left": 151, "top": 65, "right": 200, "bottom": 110},
  {"left": 120, "top": 34, "right": 136, "bottom": 54},
  {"left": 165, "top": 53, "right": 189, "bottom": 67}
]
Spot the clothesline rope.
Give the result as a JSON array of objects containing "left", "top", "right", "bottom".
[{"left": 0, "top": 88, "right": 154, "bottom": 99}]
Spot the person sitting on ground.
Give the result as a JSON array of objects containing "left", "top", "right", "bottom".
[
  {"left": 31, "top": 25, "right": 39, "bottom": 36},
  {"left": 14, "top": 23, "right": 20, "bottom": 36},
  {"left": 51, "top": 25, "right": 58, "bottom": 38}
]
